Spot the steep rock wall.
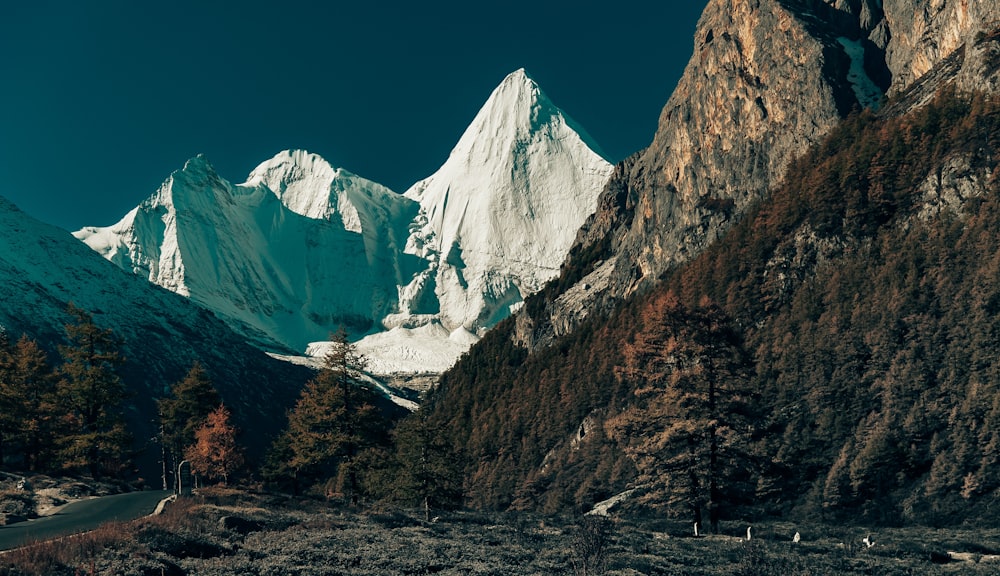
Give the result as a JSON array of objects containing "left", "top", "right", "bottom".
[
  {"left": 518, "top": 0, "right": 865, "bottom": 347},
  {"left": 518, "top": 0, "right": 1000, "bottom": 349},
  {"left": 883, "top": 0, "right": 1000, "bottom": 94}
]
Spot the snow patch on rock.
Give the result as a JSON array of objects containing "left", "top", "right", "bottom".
[{"left": 838, "top": 37, "right": 884, "bottom": 109}]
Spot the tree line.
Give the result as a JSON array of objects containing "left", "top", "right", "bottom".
[
  {"left": 1, "top": 311, "right": 463, "bottom": 518},
  {"left": 259, "top": 329, "right": 462, "bottom": 517},
  {"left": 159, "top": 328, "right": 463, "bottom": 517},
  {"left": 0, "top": 304, "right": 130, "bottom": 478}
]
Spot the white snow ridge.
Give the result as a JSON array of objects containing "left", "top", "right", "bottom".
[{"left": 76, "top": 69, "right": 613, "bottom": 377}]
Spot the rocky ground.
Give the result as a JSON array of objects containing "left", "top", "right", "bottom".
[
  {"left": 0, "top": 471, "right": 132, "bottom": 525},
  {"left": 1, "top": 486, "right": 998, "bottom": 575}
]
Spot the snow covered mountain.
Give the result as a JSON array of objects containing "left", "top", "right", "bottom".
[
  {"left": 75, "top": 152, "right": 418, "bottom": 352},
  {"left": 398, "top": 68, "right": 614, "bottom": 334},
  {"left": 76, "top": 69, "right": 613, "bottom": 374}
]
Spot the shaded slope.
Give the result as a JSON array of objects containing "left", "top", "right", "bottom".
[{"left": 0, "top": 195, "right": 311, "bottom": 473}]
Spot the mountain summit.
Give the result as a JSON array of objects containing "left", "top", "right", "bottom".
[
  {"left": 398, "top": 68, "right": 614, "bottom": 334},
  {"left": 75, "top": 153, "right": 415, "bottom": 353},
  {"left": 76, "top": 70, "right": 613, "bottom": 373}
]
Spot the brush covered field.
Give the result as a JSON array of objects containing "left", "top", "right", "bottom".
[{"left": 1, "top": 487, "right": 998, "bottom": 575}]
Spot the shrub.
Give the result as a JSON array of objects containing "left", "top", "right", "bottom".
[
  {"left": 571, "top": 515, "right": 614, "bottom": 576},
  {"left": 0, "top": 490, "right": 36, "bottom": 523}
]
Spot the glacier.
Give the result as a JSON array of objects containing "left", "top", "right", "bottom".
[{"left": 75, "top": 69, "right": 614, "bottom": 376}]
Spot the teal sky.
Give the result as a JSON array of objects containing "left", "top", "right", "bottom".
[{"left": 0, "top": 1, "right": 706, "bottom": 231}]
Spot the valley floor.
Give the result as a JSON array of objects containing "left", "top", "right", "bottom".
[{"left": 2, "top": 487, "right": 999, "bottom": 575}]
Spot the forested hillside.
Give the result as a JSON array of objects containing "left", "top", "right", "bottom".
[{"left": 424, "top": 87, "right": 1000, "bottom": 526}]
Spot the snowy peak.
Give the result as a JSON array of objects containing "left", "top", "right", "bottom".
[
  {"left": 452, "top": 68, "right": 551, "bottom": 160},
  {"left": 410, "top": 70, "right": 605, "bottom": 203},
  {"left": 243, "top": 149, "right": 339, "bottom": 198},
  {"left": 0, "top": 193, "right": 310, "bottom": 475},
  {"left": 400, "top": 69, "right": 614, "bottom": 333},
  {"left": 491, "top": 68, "right": 607, "bottom": 159},
  {"left": 243, "top": 149, "right": 404, "bottom": 233},
  {"left": 167, "top": 154, "right": 243, "bottom": 211},
  {"left": 76, "top": 151, "right": 416, "bottom": 353},
  {"left": 72, "top": 155, "right": 235, "bottom": 298}
]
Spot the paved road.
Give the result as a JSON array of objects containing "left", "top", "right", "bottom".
[{"left": 0, "top": 490, "right": 173, "bottom": 551}]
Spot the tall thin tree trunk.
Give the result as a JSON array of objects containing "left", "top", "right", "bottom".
[
  {"left": 688, "top": 434, "right": 702, "bottom": 531},
  {"left": 708, "top": 369, "right": 720, "bottom": 533}
]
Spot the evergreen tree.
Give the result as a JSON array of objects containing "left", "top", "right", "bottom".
[
  {"left": 392, "top": 408, "right": 464, "bottom": 520},
  {"left": 7, "top": 336, "right": 57, "bottom": 471},
  {"left": 185, "top": 404, "right": 243, "bottom": 485},
  {"left": 0, "top": 329, "right": 14, "bottom": 466},
  {"left": 54, "top": 304, "right": 131, "bottom": 478},
  {"left": 606, "top": 293, "right": 757, "bottom": 533},
  {"left": 270, "top": 329, "right": 385, "bottom": 501},
  {"left": 159, "top": 362, "right": 221, "bottom": 479}
]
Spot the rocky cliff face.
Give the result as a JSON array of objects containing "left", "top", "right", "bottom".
[
  {"left": 517, "top": 0, "right": 1000, "bottom": 349},
  {"left": 883, "top": 0, "right": 1000, "bottom": 94}
]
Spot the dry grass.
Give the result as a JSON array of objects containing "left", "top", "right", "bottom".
[
  {"left": 0, "top": 520, "right": 140, "bottom": 576},
  {"left": 1, "top": 489, "right": 999, "bottom": 575},
  {"left": 0, "top": 491, "right": 35, "bottom": 524}
]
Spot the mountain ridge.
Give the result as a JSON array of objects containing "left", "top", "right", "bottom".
[
  {"left": 76, "top": 70, "right": 613, "bottom": 373},
  {"left": 413, "top": 0, "right": 1000, "bottom": 520},
  {"left": 424, "top": 82, "right": 1000, "bottom": 519}
]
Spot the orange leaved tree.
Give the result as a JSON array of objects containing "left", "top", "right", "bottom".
[{"left": 185, "top": 404, "right": 244, "bottom": 486}]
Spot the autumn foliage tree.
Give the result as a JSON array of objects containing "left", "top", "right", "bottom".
[
  {"left": 606, "top": 293, "right": 758, "bottom": 533},
  {"left": 159, "top": 362, "right": 221, "bottom": 479},
  {"left": 185, "top": 404, "right": 243, "bottom": 486}
]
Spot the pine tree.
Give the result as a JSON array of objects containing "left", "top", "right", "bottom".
[
  {"left": 271, "top": 329, "right": 385, "bottom": 501},
  {"left": 54, "top": 304, "right": 131, "bottom": 478},
  {"left": 0, "top": 329, "right": 14, "bottom": 466},
  {"left": 8, "top": 336, "right": 57, "bottom": 471},
  {"left": 606, "top": 293, "right": 757, "bottom": 533},
  {"left": 393, "top": 408, "right": 464, "bottom": 520},
  {"left": 184, "top": 404, "right": 244, "bottom": 486},
  {"left": 159, "top": 362, "right": 221, "bottom": 479}
]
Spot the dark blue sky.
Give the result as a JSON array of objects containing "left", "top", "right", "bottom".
[{"left": 1, "top": 1, "right": 706, "bottom": 231}]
